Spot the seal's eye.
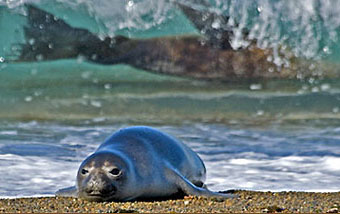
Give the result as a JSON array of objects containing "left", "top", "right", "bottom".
[
  {"left": 81, "top": 169, "right": 89, "bottom": 175},
  {"left": 109, "top": 168, "right": 121, "bottom": 176}
]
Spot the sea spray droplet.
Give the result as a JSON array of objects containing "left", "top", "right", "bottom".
[
  {"left": 127, "top": 0, "right": 134, "bottom": 7},
  {"left": 256, "top": 110, "right": 264, "bottom": 116},
  {"left": 25, "top": 96, "right": 33, "bottom": 102},
  {"left": 126, "top": 0, "right": 134, "bottom": 11},
  {"left": 211, "top": 20, "right": 221, "bottom": 29},
  {"left": 321, "top": 84, "right": 330, "bottom": 91},
  {"left": 29, "top": 38, "right": 35, "bottom": 45},
  {"left": 104, "top": 84, "right": 112, "bottom": 89},
  {"left": 267, "top": 56, "right": 273, "bottom": 62},
  {"left": 90, "top": 100, "right": 102, "bottom": 108},
  {"left": 92, "top": 117, "right": 106, "bottom": 123},
  {"left": 34, "top": 91, "right": 42, "bottom": 97},
  {"left": 77, "top": 55, "right": 86, "bottom": 64},
  {"left": 36, "top": 54, "right": 44, "bottom": 61},
  {"left": 81, "top": 71, "right": 92, "bottom": 79},
  {"left": 311, "top": 87, "right": 319, "bottom": 93},
  {"left": 323, "top": 46, "right": 330, "bottom": 54},
  {"left": 250, "top": 84, "right": 262, "bottom": 90}
]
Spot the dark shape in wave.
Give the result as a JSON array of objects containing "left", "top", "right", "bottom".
[{"left": 14, "top": 4, "right": 339, "bottom": 81}]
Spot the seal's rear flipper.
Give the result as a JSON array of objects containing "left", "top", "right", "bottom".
[
  {"left": 16, "top": 4, "right": 102, "bottom": 62},
  {"left": 55, "top": 186, "right": 78, "bottom": 197},
  {"left": 165, "top": 165, "right": 235, "bottom": 199},
  {"left": 176, "top": 2, "right": 233, "bottom": 50}
]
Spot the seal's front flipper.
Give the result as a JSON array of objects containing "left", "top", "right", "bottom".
[
  {"left": 165, "top": 166, "right": 235, "bottom": 199},
  {"left": 55, "top": 186, "right": 78, "bottom": 197}
]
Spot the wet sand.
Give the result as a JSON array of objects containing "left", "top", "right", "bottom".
[{"left": 1, "top": 190, "right": 340, "bottom": 213}]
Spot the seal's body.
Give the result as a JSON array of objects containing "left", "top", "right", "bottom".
[{"left": 56, "top": 126, "right": 233, "bottom": 201}]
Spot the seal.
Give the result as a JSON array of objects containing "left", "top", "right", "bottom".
[
  {"left": 56, "top": 126, "right": 234, "bottom": 201},
  {"left": 13, "top": 4, "right": 318, "bottom": 81}
]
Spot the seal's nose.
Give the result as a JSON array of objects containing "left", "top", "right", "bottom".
[{"left": 85, "top": 182, "right": 116, "bottom": 196}]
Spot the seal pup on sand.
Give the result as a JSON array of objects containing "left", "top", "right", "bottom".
[
  {"left": 13, "top": 4, "right": 323, "bottom": 81},
  {"left": 56, "top": 126, "right": 234, "bottom": 201}
]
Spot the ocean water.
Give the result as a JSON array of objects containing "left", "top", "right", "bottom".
[
  {"left": 0, "top": 121, "right": 340, "bottom": 198},
  {"left": 0, "top": 0, "right": 340, "bottom": 198}
]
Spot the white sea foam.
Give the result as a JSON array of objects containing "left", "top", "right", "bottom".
[
  {"left": 0, "top": 154, "right": 79, "bottom": 197},
  {"left": 205, "top": 155, "right": 340, "bottom": 192}
]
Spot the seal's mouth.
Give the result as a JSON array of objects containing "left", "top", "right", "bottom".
[
  {"left": 84, "top": 192, "right": 116, "bottom": 202},
  {"left": 87, "top": 188, "right": 116, "bottom": 196},
  {"left": 83, "top": 186, "right": 118, "bottom": 202}
]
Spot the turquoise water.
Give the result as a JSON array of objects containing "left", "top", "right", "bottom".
[{"left": 0, "top": 0, "right": 340, "bottom": 197}]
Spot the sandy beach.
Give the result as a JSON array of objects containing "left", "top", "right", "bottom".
[{"left": 1, "top": 190, "right": 339, "bottom": 213}]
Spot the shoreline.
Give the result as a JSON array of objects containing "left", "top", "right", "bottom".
[{"left": 1, "top": 190, "right": 339, "bottom": 213}]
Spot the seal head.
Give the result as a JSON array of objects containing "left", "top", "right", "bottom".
[{"left": 76, "top": 151, "right": 135, "bottom": 202}]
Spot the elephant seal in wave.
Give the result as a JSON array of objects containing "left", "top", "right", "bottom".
[
  {"left": 14, "top": 4, "right": 329, "bottom": 81},
  {"left": 56, "top": 126, "right": 234, "bottom": 201}
]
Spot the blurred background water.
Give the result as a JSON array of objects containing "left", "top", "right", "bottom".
[{"left": 0, "top": 0, "right": 339, "bottom": 197}]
